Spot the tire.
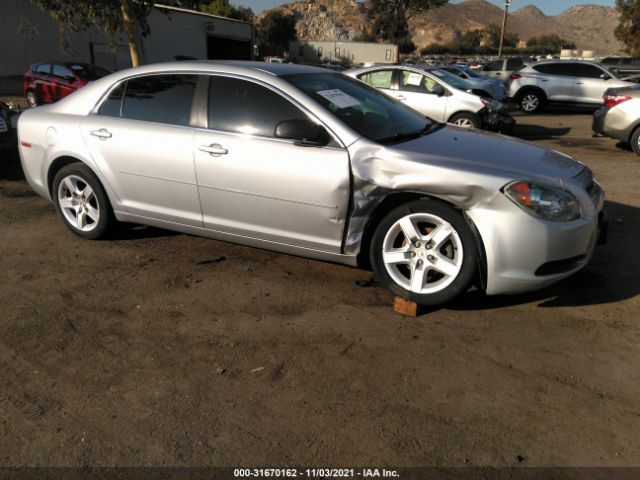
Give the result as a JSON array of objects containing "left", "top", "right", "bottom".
[
  {"left": 631, "top": 127, "right": 640, "bottom": 156},
  {"left": 518, "top": 90, "right": 545, "bottom": 114},
  {"left": 369, "top": 199, "right": 478, "bottom": 306},
  {"left": 449, "top": 112, "right": 479, "bottom": 129},
  {"left": 26, "top": 90, "right": 38, "bottom": 108},
  {"left": 52, "top": 163, "right": 114, "bottom": 240}
]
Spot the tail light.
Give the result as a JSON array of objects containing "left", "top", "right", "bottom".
[
  {"left": 604, "top": 94, "right": 632, "bottom": 108},
  {"left": 510, "top": 73, "right": 522, "bottom": 80}
]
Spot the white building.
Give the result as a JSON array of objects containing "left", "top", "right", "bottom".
[
  {"left": 290, "top": 41, "right": 399, "bottom": 66},
  {"left": 0, "top": 1, "right": 254, "bottom": 77}
]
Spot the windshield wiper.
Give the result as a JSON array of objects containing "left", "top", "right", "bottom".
[{"left": 377, "top": 122, "right": 444, "bottom": 145}]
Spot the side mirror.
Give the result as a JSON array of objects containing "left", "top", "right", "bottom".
[
  {"left": 274, "top": 119, "right": 330, "bottom": 146},
  {"left": 600, "top": 73, "right": 611, "bottom": 80},
  {"left": 432, "top": 84, "right": 446, "bottom": 97}
]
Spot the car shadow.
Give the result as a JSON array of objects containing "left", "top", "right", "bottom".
[
  {"left": 512, "top": 125, "right": 572, "bottom": 141},
  {"left": 445, "top": 200, "right": 639, "bottom": 310},
  {"left": 110, "top": 223, "right": 181, "bottom": 241}
]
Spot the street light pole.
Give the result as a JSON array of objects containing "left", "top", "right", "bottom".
[{"left": 498, "top": 0, "right": 512, "bottom": 58}]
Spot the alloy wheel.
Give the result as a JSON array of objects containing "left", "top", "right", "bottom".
[
  {"left": 453, "top": 118, "right": 475, "bottom": 128},
  {"left": 521, "top": 94, "right": 539, "bottom": 112},
  {"left": 26, "top": 91, "right": 37, "bottom": 108},
  {"left": 381, "top": 213, "right": 464, "bottom": 295},
  {"left": 57, "top": 175, "right": 100, "bottom": 232}
]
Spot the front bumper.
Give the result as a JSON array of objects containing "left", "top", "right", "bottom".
[
  {"left": 482, "top": 109, "right": 516, "bottom": 134},
  {"left": 467, "top": 177, "right": 605, "bottom": 295}
]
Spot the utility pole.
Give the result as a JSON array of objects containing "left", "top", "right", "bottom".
[{"left": 498, "top": 0, "right": 512, "bottom": 58}]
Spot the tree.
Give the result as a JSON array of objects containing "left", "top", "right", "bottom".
[
  {"left": 256, "top": 11, "right": 297, "bottom": 57},
  {"left": 615, "top": 0, "right": 640, "bottom": 56},
  {"left": 200, "top": 0, "right": 253, "bottom": 21},
  {"left": 366, "top": 0, "right": 448, "bottom": 44},
  {"left": 31, "top": 0, "right": 183, "bottom": 66},
  {"left": 526, "top": 34, "right": 575, "bottom": 53}
]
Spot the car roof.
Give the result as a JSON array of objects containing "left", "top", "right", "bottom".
[{"left": 131, "top": 61, "right": 329, "bottom": 76}]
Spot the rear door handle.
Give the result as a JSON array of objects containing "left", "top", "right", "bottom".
[
  {"left": 396, "top": 95, "right": 406, "bottom": 100},
  {"left": 199, "top": 144, "right": 228, "bottom": 156},
  {"left": 90, "top": 128, "right": 112, "bottom": 140},
  {"left": 575, "top": 81, "right": 584, "bottom": 85},
  {"left": 540, "top": 78, "right": 549, "bottom": 82}
]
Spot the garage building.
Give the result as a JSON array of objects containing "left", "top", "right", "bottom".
[{"left": 0, "top": 1, "right": 254, "bottom": 77}]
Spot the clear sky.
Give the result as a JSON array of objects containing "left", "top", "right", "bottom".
[{"left": 230, "top": 0, "right": 616, "bottom": 16}]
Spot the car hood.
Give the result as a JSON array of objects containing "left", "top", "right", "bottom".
[{"left": 386, "top": 125, "right": 585, "bottom": 182}]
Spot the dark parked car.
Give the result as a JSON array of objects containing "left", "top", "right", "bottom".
[
  {"left": 24, "top": 62, "right": 110, "bottom": 108},
  {"left": 600, "top": 57, "right": 640, "bottom": 77},
  {"left": 0, "top": 102, "right": 19, "bottom": 154}
]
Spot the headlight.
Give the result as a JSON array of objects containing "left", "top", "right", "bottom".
[
  {"left": 480, "top": 97, "right": 504, "bottom": 111},
  {"left": 503, "top": 181, "right": 580, "bottom": 221}
]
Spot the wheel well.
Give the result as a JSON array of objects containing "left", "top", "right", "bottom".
[
  {"left": 447, "top": 110, "right": 478, "bottom": 123},
  {"left": 628, "top": 121, "right": 640, "bottom": 145},
  {"left": 356, "top": 192, "right": 488, "bottom": 288},
  {"left": 47, "top": 156, "right": 83, "bottom": 197},
  {"left": 516, "top": 86, "right": 547, "bottom": 102}
]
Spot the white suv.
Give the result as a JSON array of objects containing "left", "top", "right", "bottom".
[{"left": 507, "top": 60, "right": 634, "bottom": 113}]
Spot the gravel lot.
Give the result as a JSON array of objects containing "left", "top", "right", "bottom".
[{"left": 1, "top": 108, "right": 639, "bottom": 471}]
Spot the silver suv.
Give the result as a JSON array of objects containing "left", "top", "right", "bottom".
[{"left": 507, "top": 60, "right": 634, "bottom": 113}]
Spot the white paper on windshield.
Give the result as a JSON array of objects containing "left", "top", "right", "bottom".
[
  {"left": 0, "top": 119, "right": 7, "bottom": 133},
  {"left": 406, "top": 73, "right": 423, "bottom": 86},
  {"left": 317, "top": 89, "right": 360, "bottom": 109}
]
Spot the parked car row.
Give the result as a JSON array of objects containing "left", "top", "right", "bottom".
[{"left": 346, "top": 65, "right": 514, "bottom": 133}]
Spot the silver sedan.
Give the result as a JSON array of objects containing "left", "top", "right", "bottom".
[{"left": 18, "top": 61, "right": 606, "bottom": 305}]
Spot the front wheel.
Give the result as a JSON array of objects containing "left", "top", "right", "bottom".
[
  {"left": 449, "top": 112, "right": 479, "bottom": 129},
  {"left": 52, "top": 163, "right": 114, "bottom": 240},
  {"left": 519, "top": 91, "right": 544, "bottom": 113},
  {"left": 370, "top": 200, "right": 478, "bottom": 306}
]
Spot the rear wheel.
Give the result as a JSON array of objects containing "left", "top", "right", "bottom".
[
  {"left": 52, "top": 163, "right": 114, "bottom": 240},
  {"left": 370, "top": 200, "right": 478, "bottom": 306},
  {"left": 519, "top": 90, "right": 545, "bottom": 113},
  {"left": 449, "top": 112, "right": 479, "bottom": 129},
  {"left": 631, "top": 127, "right": 640, "bottom": 156},
  {"left": 26, "top": 90, "right": 38, "bottom": 108}
]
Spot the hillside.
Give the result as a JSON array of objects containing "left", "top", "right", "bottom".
[{"left": 257, "top": 0, "right": 623, "bottom": 54}]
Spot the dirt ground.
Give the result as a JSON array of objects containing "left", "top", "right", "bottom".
[{"left": 1, "top": 107, "right": 639, "bottom": 473}]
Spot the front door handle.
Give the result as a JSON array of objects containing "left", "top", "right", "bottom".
[
  {"left": 575, "top": 81, "right": 584, "bottom": 85},
  {"left": 90, "top": 128, "right": 112, "bottom": 140},
  {"left": 396, "top": 95, "right": 406, "bottom": 100},
  {"left": 199, "top": 144, "right": 228, "bottom": 156}
]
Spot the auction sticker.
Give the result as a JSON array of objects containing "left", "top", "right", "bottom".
[
  {"left": 406, "top": 73, "right": 423, "bottom": 86},
  {"left": 317, "top": 89, "right": 360, "bottom": 109}
]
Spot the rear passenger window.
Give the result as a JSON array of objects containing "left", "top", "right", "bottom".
[
  {"left": 121, "top": 75, "right": 197, "bottom": 126},
  {"left": 483, "top": 60, "right": 503, "bottom": 72},
  {"left": 98, "top": 85, "right": 124, "bottom": 117},
  {"left": 358, "top": 70, "right": 393, "bottom": 89},
  {"left": 35, "top": 64, "right": 51, "bottom": 74},
  {"left": 534, "top": 63, "right": 574, "bottom": 76},
  {"left": 572, "top": 64, "right": 607, "bottom": 78},
  {"left": 507, "top": 59, "right": 523, "bottom": 70},
  {"left": 208, "top": 76, "right": 306, "bottom": 137}
]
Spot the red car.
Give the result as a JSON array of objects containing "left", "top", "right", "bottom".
[{"left": 24, "top": 62, "right": 111, "bottom": 108}]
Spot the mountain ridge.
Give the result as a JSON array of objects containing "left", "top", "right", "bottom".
[{"left": 257, "top": 0, "right": 622, "bottom": 53}]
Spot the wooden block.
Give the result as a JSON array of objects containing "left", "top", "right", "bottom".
[{"left": 394, "top": 296, "right": 419, "bottom": 317}]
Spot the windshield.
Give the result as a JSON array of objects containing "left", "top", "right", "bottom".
[
  {"left": 66, "top": 63, "right": 111, "bottom": 80},
  {"left": 427, "top": 69, "right": 474, "bottom": 90},
  {"left": 284, "top": 72, "right": 437, "bottom": 144}
]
